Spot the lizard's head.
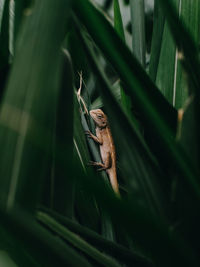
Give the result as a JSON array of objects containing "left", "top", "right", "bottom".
[{"left": 89, "top": 109, "right": 108, "bottom": 128}]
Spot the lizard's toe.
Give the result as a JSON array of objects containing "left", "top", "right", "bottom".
[
  {"left": 88, "top": 160, "right": 96, "bottom": 166},
  {"left": 97, "top": 167, "right": 107, "bottom": 171},
  {"left": 85, "top": 130, "right": 91, "bottom": 135}
]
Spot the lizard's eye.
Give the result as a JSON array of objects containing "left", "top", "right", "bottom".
[{"left": 97, "top": 114, "right": 103, "bottom": 118}]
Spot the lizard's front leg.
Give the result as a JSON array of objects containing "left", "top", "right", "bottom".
[{"left": 85, "top": 130, "right": 103, "bottom": 145}]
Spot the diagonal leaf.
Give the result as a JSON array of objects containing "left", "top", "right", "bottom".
[
  {"left": 0, "top": 226, "right": 38, "bottom": 266},
  {"left": 38, "top": 206, "right": 153, "bottom": 267},
  {"left": 73, "top": 97, "right": 100, "bottom": 232},
  {"left": 37, "top": 211, "right": 121, "bottom": 267},
  {"left": 80, "top": 109, "right": 115, "bottom": 241},
  {"left": 0, "top": 206, "right": 91, "bottom": 267}
]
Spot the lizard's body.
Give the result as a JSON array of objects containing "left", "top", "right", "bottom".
[{"left": 86, "top": 109, "right": 119, "bottom": 195}]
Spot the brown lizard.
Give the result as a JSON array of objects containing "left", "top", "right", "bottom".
[{"left": 86, "top": 109, "right": 120, "bottom": 196}]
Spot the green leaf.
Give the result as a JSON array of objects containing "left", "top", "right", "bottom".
[
  {"left": 0, "top": 0, "right": 9, "bottom": 66},
  {"left": 155, "top": 11, "right": 177, "bottom": 105},
  {"left": 38, "top": 206, "right": 153, "bottom": 267},
  {"left": 149, "top": 0, "right": 165, "bottom": 81},
  {"left": 113, "top": 0, "right": 132, "bottom": 116},
  {"left": 0, "top": 251, "right": 18, "bottom": 267},
  {"left": 130, "top": 0, "right": 146, "bottom": 67},
  {"left": 80, "top": 109, "right": 115, "bottom": 241},
  {"left": 49, "top": 49, "right": 75, "bottom": 218},
  {"left": 91, "top": 79, "right": 121, "bottom": 110},
  {"left": 73, "top": 97, "right": 100, "bottom": 232},
  {"left": 173, "top": 0, "right": 200, "bottom": 108},
  {"left": 0, "top": 0, "right": 71, "bottom": 212},
  {"left": 0, "top": 0, "right": 9, "bottom": 97},
  {"left": 0, "top": 223, "right": 38, "bottom": 266},
  {"left": 13, "top": 0, "right": 32, "bottom": 52},
  {"left": 37, "top": 211, "right": 121, "bottom": 267},
  {"left": 113, "top": 0, "right": 125, "bottom": 42},
  {"left": 0, "top": 206, "right": 91, "bottom": 267}
]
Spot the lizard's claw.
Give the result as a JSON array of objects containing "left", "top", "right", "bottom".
[
  {"left": 88, "top": 160, "right": 97, "bottom": 166},
  {"left": 97, "top": 167, "right": 107, "bottom": 171}
]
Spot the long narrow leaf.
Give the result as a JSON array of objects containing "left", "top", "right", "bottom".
[
  {"left": 0, "top": 0, "right": 9, "bottom": 101},
  {"left": 0, "top": 0, "right": 71, "bottom": 212},
  {"left": 149, "top": 0, "right": 165, "bottom": 81},
  {"left": 0, "top": 206, "right": 91, "bottom": 267},
  {"left": 113, "top": 0, "right": 132, "bottom": 117},
  {"left": 130, "top": 0, "right": 146, "bottom": 66},
  {"left": 113, "top": 0, "right": 125, "bottom": 42},
  {"left": 38, "top": 206, "right": 153, "bottom": 267},
  {"left": 80, "top": 110, "right": 115, "bottom": 241},
  {"left": 50, "top": 49, "right": 75, "bottom": 218},
  {"left": 38, "top": 212, "right": 121, "bottom": 267},
  {"left": 73, "top": 99, "right": 100, "bottom": 232}
]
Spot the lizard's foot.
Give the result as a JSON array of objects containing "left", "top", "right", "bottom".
[
  {"left": 85, "top": 130, "right": 92, "bottom": 137},
  {"left": 89, "top": 161, "right": 109, "bottom": 171},
  {"left": 88, "top": 161, "right": 105, "bottom": 168}
]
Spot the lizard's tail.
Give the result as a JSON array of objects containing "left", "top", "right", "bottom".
[{"left": 108, "top": 169, "right": 120, "bottom": 197}]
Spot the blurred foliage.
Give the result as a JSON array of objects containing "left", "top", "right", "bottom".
[{"left": 0, "top": 0, "right": 200, "bottom": 266}]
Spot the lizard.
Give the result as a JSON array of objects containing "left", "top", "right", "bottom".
[{"left": 86, "top": 109, "right": 120, "bottom": 196}]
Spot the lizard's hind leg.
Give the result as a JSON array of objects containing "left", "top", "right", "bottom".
[
  {"left": 89, "top": 152, "right": 112, "bottom": 171},
  {"left": 97, "top": 152, "right": 112, "bottom": 171}
]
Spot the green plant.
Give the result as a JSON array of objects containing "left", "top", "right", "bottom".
[{"left": 0, "top": 0, "right": 200, "bottom": 266}]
